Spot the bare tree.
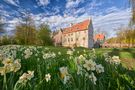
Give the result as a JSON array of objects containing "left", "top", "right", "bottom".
[
  {"left": 129, "top": 0, "right": 135, "bottom": 26},
  {"left": 0, "top": 16, "right": 5, "bottom": 34},
  {"left": 15, "top": 10, "right": 37, "bottom": 45}
]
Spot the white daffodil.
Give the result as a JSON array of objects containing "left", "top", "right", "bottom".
[
  {"left": 11, "top": 60, "right": 21, "bottom": 72},
  {"left": 27, "top": 71, "right": 34, "bottom": 80},
  {"left": 67, "top": 50, "right": 73, "bottom": 55},
  {"left": 0, "top": 67, "right": 5, "bottom": 75},
  {"left": 83, "top": 49, "right": 86, "bottom": 53},
  {"left": 89, "top": 72, "right": 97, "bottom": 85},
  {"left": 24, "top": 49, "right": 33, "bottom": 59},
  {"left": 59, "top": 67, "right": 68, "bottom": 79},
  {"left": 58, "top": 52, "right": 61, "bottom": 55},
  {"left": 95, "top": 64, "right": 104, "bottom": 73},
  {"left": 103, "top": 53, "right": 109, "bottom": 58},
  {"left": 92, "top": 48, "right": 96, "bottom": 54},
  {"left": 2, "top": 58, "right": 13, "bottom": 65},
  {"left": 83, "top": 60, "right": 96, "bottom": 71},
  {"left": 18, "top": 73, "right": 28, "bottom": 83},
  {"left": 18, "top": 71, "right": 34, "bottom": 84},
  {"left": 45, "top": 73, "right": 51, "bottom": 82},
  {"left": 77, "top": 55, "right": 85, "bottom": 64},
  {"left": 77, "top": 66, "right": 83, "bottom": 75},
  {"left": 112, "top": 56, "right": 121, "bottom": 64},
  {"left": 63, "top": 75, "right": 70, "bottom": 84}
]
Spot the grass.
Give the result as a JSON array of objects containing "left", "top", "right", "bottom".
[
  {"left": 50, "top": 47, "right": 135, "bottom": 69},
  {"left": 93, "top": 48, "right": 135, "bottom": 69}
]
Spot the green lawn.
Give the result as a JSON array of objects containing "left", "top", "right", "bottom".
[
  {"left": 94, "top": 48, "right": 135, "bottom": 69},
  {"left": 53, "top": 47, "right": 135, "bottom": 69}
]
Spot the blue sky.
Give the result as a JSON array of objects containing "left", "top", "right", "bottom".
[{"left": 0, "top": 0, "right": 131, "bottom": 37}]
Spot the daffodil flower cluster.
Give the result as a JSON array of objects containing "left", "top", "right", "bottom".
[
  {"left": 0, "top": 58, "right": 21, "bottom": 75},
  {"left": 104, "top": 53, "right": 121, "bottom": 65},
  {"left": 112, "top": 56, "right": 121, "bottom": 64},
  {"left": 18, "top": 71, "right": 34, "bottom": 84},
  {"left": 67, "top": 49, "right": 73, "bottom": 55},
  {"left": 0, "top": 45, "right": 20, "bottom": 59},
  {"left": 42, "top": 52, "right": 56, "bottom": 59},
  {"left": 24, "top": 49, "right": 33, "bottom": 59},
  {"left": 74, "top": 54, "right": 104, "bottom": 85}
]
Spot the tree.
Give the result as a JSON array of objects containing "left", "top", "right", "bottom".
[
  {"left": 129, "top": 0, "right": 135, "bottom": 26},
  {"left": 0, "top": 16, "right": 5, "bottom": 34},
  {"left": 15, "top": 11, "right": 37, "bottom": 45},
  {"left": 115, "top": 27, "right": 135, "bottom": 47},
  {"left": 37, "top": 23, "right": 53, "bottom": 46}
]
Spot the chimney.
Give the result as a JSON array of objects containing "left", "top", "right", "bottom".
[{"left": 70, "top": 23, "right": 73, "bottom": 27}]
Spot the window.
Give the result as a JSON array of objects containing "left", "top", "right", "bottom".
[
  {"left": 83, "top": 37, "right": 85, "bottom": 40},
  {"left": 68, "top": 38, "right": 70, "bottom": 42},
  {"left": 71, "top": 38, "right": 73, "bottom": 42},
  {"left": 71, "top": 33, "right": 73, "bottom": 36}
]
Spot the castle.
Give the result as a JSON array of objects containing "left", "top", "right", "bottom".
[{"left": 53, "top": 19, "right": 94, "bottom": 48}]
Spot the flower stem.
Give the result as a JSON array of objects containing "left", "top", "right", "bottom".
[{"left": 3, "top": 73, "right": 7, "bottom": 90}]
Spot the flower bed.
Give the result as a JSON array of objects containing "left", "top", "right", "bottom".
[{"left": 0, "top": 45, "right": 135, "bottom": 90}]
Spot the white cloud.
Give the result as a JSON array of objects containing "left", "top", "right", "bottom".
[
  {"left": 36, "top": 0, "right": 50, "bottom": 6},
  {"left": 66, "top": 0, "right": 84, "bottom": 8},
  {"left": 89, "top": 0, "right": 103, "bottom": 8},
  {"left": 105, "top": 7, "right": 120, "bottom": 14},
  {"left": 64, "top": 0, "right": 104, "bottom": 17},
  {"left": 93, "top": 8, "right": 131, "bottom": 37},
  {"left": 3, "top": 0, "right": 19, "bottom": 6},
  {"left": 4, "top": 18, "right": 20, "bottom": 32},
  {"left": 28, "top": 12, "right": 89, "bottom": 30},
  {"left": 74, "top": 7, "right": 86, "bottom": 15}
]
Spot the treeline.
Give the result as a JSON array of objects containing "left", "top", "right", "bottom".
[
  {"left": 107, "top": 27, "right": 135, "bottom": 47},
  {"left": 0, "top": 13, "right": 53, "bottom": 46}
]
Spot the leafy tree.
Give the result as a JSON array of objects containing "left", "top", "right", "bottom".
[
  {"left": 37, "top": 23, "right": 53, "bottom": 46},
  {"left": 15, "top": 11, "right": 37, "bottom": 45}
]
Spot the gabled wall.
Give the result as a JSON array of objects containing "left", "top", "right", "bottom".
[{"left": 88, "top": 20, "right": 94, "bottom": 48}]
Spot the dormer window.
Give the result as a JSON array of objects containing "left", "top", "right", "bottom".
[{"left": 76, "top": 27, "right": 79, "bottom": 30}]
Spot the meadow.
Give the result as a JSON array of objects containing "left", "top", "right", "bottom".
[
  {"left": 95, "top": 48, "right": 135, "bottom": 69},
  {"left": 0, "top": 45, "right": 135, "bottom": 90}
]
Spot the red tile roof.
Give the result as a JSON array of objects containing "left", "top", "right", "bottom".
[
  {"left": 63, "top": 19, "right": 91, "bottom": 34},
  {"left": 95, "top": 34, "right": 105, "bottom": 41}
]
